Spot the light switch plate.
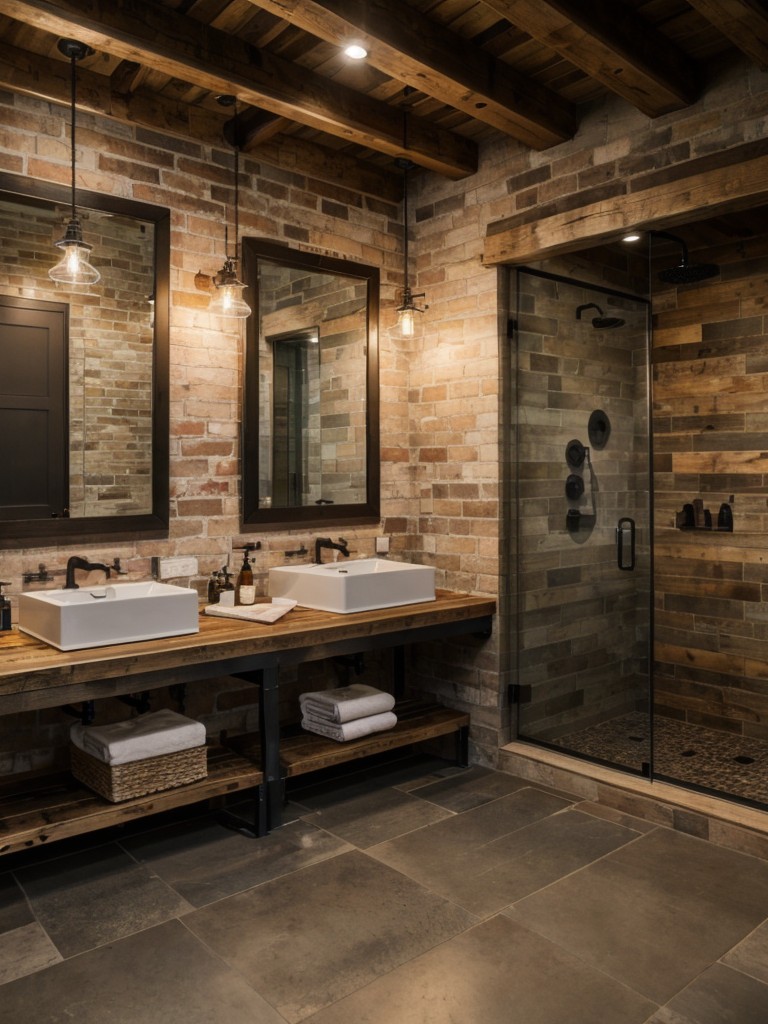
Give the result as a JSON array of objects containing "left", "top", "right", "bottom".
[
  {"left": 375, "top": 536, "right": 390, "bottom": 554},
  {"left": 155, "top": 556, "right": 199, "bottom": 579}
]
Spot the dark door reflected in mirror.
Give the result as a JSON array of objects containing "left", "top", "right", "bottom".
[
  {"left": 242, "top": 239, "right": 379, "bottom": 527},
  {"left": 0, "top": 172, "right": 169, "bottom": 548}
]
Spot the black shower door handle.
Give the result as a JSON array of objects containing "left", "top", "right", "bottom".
[{"left": 617, "top": 517, "right": 635, "bottom": 570}]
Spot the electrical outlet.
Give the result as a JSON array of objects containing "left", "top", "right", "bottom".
[
  {"left": 156, "top": 556, "right": 198, "bottom": 579},
  {"left": 375, "top": 536, "right": 390, "bottom": 554}
]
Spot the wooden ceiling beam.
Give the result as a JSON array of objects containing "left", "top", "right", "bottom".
[
  {"left": 0, "top": 42, "right": 402, "bottom": 200},
  {"left": 686, "top": 0, "right": 768, "bottom": 71},
  {"left": 243, "top": 0, "right": 577, "bottom": 149},
  {"left": 0, "top": 0, "right": 478, "bottom": 178},
  {"left": 482, "top": 0, "right": 700, "bottom": 118},
  {"left": 483, "top": 154, "right": 768, "bottom": 265}
]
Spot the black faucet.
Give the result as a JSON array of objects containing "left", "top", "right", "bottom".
[
  {"left": 64, "top": 556, "right": 112, "bottom": 590},
  {"left": 314, "top": 537, "right": 350, "bottom": 564}
]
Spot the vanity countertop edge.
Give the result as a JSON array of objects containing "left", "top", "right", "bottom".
[{"left": 0, "top": 590, "right": 496, "bottom": 702}]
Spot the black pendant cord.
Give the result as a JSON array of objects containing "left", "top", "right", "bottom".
[
  {"left": 233, "top": 102, "right": 240, "bottom": 264},
  {"left": 68, "top": 50, "right": 77, "bottom": 222}
]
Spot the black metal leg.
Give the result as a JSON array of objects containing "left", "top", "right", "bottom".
[
  {"left": 259, "top": 665, "right": 282, "bottom": 831},
  {"left": 457, "top": 725, "right": 469, "bottom": 768},
  {"left": 392, "top": 645, "right": 406, "bottom": 699}
]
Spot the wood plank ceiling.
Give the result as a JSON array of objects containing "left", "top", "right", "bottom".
[{"left": 0, "top": 1, "right": 766, "bottom": 221}]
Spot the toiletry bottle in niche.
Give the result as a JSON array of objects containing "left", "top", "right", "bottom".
[
  {"left": 0, "top": 582, "right": 12, "bottom": 631},
  {"left": 236, "top": 550, "right": 255, "bottom": 605}
]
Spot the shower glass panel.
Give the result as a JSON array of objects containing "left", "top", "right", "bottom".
[{"left": 513, "top": 268, "right": 653, "bottom": 775}]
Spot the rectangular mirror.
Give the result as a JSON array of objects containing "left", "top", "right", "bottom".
[
  {"left": 242, "top": 239, "right": 379, "bottom": 527},
  {"left": 0, "top": 171, "right": 169, "bottom": 547}
]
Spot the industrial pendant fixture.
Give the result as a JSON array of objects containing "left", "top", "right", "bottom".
[
  {"left": 209, "top": 96, "right": 251, "bottom": 319},
  {"left": 49, "top": 39, "right": 100, "bottom": 286},
  {"left": 388, "top": 156, "right": 426, "bottom": 341}
]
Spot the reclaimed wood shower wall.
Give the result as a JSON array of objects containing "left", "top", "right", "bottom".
[{"left": 652, "top": 236, "right": 768, "bottom": 742}]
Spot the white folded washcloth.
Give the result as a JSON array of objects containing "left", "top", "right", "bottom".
[
  {"left": 204, "top": 597, "right": 297, "bottom": 624},
  {"left": 70, "top": 709, "right": 206, "bottom": 766},
  {"left": 298, "top": 683, "right": 395, "bottom": 723},
  {"left": 301, "top": 710, "right": 398, "bottom": 742}
]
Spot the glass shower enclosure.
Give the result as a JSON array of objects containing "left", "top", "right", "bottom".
[{"left": 511, "top": 268, "right": 653, "bottom": 775}]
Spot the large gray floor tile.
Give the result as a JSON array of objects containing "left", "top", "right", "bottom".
[
  {"left": 302, "top": 913, "right": 657, "bottom": 1024},
  {"left": 14, "top": 842, "right": 192, "bottom": 957},
  {"left": 374, "top": 806, "right": 640, "bottom": 916},
  {"left": 722, "top": 919, "right": 768, "bottom": 985},
  {"left": 0, "top": 918, "right": 284, "bottom": 1023},
  {"left": 405, "top": 764, "right": 530, "bottom": 811},
  {"left": 122, "top": 815, "right": 351, "bottom": 906},
  {"left": 649, "top": 963, "right": 768, "bottom": 1023},
  {"left": 0, "top": 871, "right": 33, "bottom": 932},
  {"left": 509, "top": 827, "right": 768, "bottom": 1004},
  {"left": 0, "top": 922, "right": 61, "bottom": 984},
  {"left": 184, "top": 848, "right": 476, "bottom": 1023},
  {"left": 299, "top": 784, "right": 453, "bottom": 847}
]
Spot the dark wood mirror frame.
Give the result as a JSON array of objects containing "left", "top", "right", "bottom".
[
  {"left": 0, "top": 171, "right": 170, "bottom": 548},
  {"left": 241, "top": 238, "right": 380, "bottom": 528}
]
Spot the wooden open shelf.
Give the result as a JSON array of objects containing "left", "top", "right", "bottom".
[
  {"left": 227, "top": 699, "right": 470, "bottom": 779},
  {"left": 0, "top": 746, "right": 262, "bottom": 857}
]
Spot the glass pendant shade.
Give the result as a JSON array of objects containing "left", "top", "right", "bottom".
[
  {"left": 49, "top": 40, "right": 98, "bottom": 286},
  {"left": 388, "top": 286, "right": 425, "bottom": 340},
  {"left": 49, "top": 217, "right": 100, "bottom": 285},
  {"left": 209, "top": 258, "right": 251, "bottom": 318}
]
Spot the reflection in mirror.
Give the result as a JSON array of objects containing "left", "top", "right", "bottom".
[
  {"left": 242, "top": 239, "right": 379, "bottom": 527},
  {"left": 0, "top": 172, "right": 169, "bottom": 547}
]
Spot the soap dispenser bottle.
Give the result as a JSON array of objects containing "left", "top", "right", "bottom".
[
  {"left": 0, "top": 582, "right": 12, "bottom": 632},
  {"left": 235, "top": 548, "right": 256, "bottom": 606}
]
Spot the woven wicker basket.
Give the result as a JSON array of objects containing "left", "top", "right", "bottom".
[{"left": 70, "top": 743, "right": 208, "bottom": 803}]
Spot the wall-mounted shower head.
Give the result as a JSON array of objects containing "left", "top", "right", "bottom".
[
  {"left": 650, "top": 229, "right": 719, "bottom": 284},
  {"left": 575, "top": 303, "right": 625, "bottom": 329}
]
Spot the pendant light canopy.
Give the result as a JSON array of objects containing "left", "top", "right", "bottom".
[
  {"left": 388, "top": 157, "right": 426, "bottom": 341},
  {"left": 49, "top": 39, "right": 100, "bottom": 286},
  {"left": 209, "top": 95, "right": 251, "bottom": 319}
]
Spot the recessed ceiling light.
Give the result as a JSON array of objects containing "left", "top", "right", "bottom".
[
  {"left": 344, "top": 43, "right": 368, "bottom": 60},
  {"left": 622, "top": 232, "right": 642, "bottom": 243}
]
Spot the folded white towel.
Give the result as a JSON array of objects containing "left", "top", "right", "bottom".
[
  {"left": 301, "top": 710, "right": 398, "bottom": 742},
  {"left": 70, "top": 709, "right": 206, "bottom": 766},
  {"left": 204, "top": 597, "right": 297, "bottom": 624},
  {"left": 298, "top": 684, "right": 395, "bottom": 723}
]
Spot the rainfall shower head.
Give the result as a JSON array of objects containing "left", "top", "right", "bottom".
[
  {"left": 575, "top": 303, "right": 625, "bottom": 329},
  {"left": 650, "top": 230, "right": 720, "bottom": 284}
]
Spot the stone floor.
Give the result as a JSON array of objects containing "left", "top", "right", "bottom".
[
  {"left": 558, "top": 712, "right": 768, "bottom": 806},
  {"left": 2, "top": 754, "right": 768, "bottom": 1023}
]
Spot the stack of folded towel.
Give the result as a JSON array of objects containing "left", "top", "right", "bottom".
[
  {"left": 70, "top": 709, "right": 206, "bottom": 765},
  {"left": 299, "top": 684, "right": 397, "bottom": 742}
]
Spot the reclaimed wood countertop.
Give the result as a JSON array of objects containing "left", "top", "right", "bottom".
[{"left": 0, "top": 590, "right": 496, "bottom": 713}]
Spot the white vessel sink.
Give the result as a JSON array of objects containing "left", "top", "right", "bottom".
[
  {"left": 268, "top": 558, "right": 436, "bottom": 614},
  {"left": 18, "top": 581, "right": 200, "bottom": 651}
]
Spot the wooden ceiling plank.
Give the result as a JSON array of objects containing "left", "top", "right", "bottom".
[
  {"left": 685, "top": 0, "right": 768, "bottom": 70},
  {"left": 0, "top": 41, "right": 401, "bottom": 199},
  {"left": 244, "top": 0, "right": 577, "bottom": 149},
  {"left": 482, "top": 0, "right": 700, "bottom": 117},
  {"left": 0, "top": 0, "right": 477, "bottom": 178},
  {"left": 483, "top": 154, "right": 768, "bottom": 265}
]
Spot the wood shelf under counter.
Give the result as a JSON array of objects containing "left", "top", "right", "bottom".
[
  {"left": 227, "top": 699, "right": 470, "bottom": 779},
  {"left": 0, "top": 746, "right": 262, "bottom": 857}
]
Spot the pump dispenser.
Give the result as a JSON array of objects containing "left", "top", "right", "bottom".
[
  {"left": 235, "top": 544, "right": 258, "bottom": 605},
  {"left": 0, "top": 582, "right": 11, "bottom": 631}
]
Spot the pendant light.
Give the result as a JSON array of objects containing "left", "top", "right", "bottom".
[
  {"left": 49, "top": 39, "right": 100, "bottom": 286},
  {"left": 388, "top": 156, "right": 426, "bottom": 341},
  {"left": 209, "top": 95, "right": 251, "bottom": 319}
]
